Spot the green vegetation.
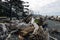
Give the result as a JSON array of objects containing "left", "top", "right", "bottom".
[{"left": 34, "top": 19, "right": 39, "bottom": 23}]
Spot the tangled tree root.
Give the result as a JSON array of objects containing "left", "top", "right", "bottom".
[{"left": 28, "top": 27, "right": 48, "bottom": 40}]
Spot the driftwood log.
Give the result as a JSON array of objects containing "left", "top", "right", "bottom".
[
  {"left": 29, "top": 26, "right": 49, "bottom": 40},
  {"left": 18, "top": 24, "right": 35, "bottom": 40}
]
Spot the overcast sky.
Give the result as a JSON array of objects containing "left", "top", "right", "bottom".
[
  {"left": 22, "top": 0, "right": 60, "bottom": 16},
  {"left": 22, "top": 0, "right": 57, "bottom": 10}
]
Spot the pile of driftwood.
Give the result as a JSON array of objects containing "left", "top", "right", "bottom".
[
  {"left": 6, "top": 23, "right": 35, "bottom": 40},
  {"left": 14, "top": 24, "right": 48, "bottom": 40},
  {"left": 0, "top": 15, "right": 49, "bottom": 40},
  {"left": 7, "top": 19, "right": 48, "bottom": 40}
]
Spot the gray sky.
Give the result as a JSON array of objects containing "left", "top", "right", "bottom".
[
  {"left": 22, "top": 0, "right": 57, "bottom": 10},
  {"left": 38, "top": 0, "right": 60, "bottom": 16},
  {"left": 22, "top": 0, "right": 60, "bottom": 16}
]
